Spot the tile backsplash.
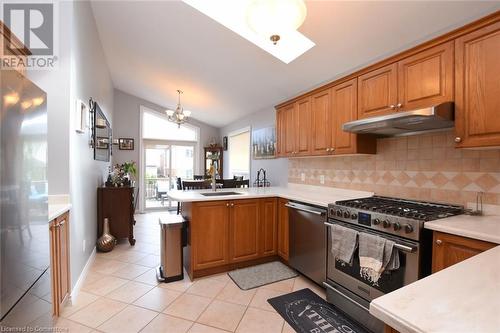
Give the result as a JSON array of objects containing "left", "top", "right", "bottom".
[{"left": 288, "top": 131, "right": 500, "bottom": 206}]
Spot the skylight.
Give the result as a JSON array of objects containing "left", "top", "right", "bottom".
[{"left": 183, "top": 0, "right": 315, "bottom": 64}]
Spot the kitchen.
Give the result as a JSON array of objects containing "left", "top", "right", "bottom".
[{"left": 1, "top": 1, "right": 500, "bottom": 333}]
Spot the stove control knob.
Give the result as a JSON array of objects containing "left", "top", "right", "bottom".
[
  {"left": 393, "top": 222, "right": 401, "bottom": 231},
  {"left": 383, "top": 220, "right": 391, "bottom": 228},
  {"left": 373, "top": 219, "right": 381, "bottom": 225},
  {"left": 344, "top": 211, "right": 351, "bottom": 219},
  {"left": 404, "top": 224, "right": 414, "bottom": 233},
  {"left": 336, "top": 209, "right": 343, "bottom": 217},
  {"left": 351, "top": 213, "right": 358, "bottom": 220}
]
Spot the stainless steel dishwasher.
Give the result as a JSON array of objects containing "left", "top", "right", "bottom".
[{"left": 286, "top": 201, "right": 327, "bottom": 286}]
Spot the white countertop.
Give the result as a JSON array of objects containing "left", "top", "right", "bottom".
[
  {"left": 370, "top": 245, "right": 500, "bottom": 333},
  {"left": 48, "top": 194, "right": 71, "bottom": 221},
  {"left": 168, "top": 184, "right": 373, "bottom": 207},
  {"left": 425, "top": 205, "right": 500, "bottom": 244}
]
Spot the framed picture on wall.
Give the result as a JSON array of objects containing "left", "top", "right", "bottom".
[
  {"left": 119, "top": 138, "right": 134, "bottom": 150},
  {"left": 75, "top": 99, "right": 87, "bottom": 133},
  {"left": 252, "top": 126, "right": 276, "bottom": 159}
]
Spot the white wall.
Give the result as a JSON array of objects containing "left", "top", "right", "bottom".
[
  {"left": 112, "top": 89, "right": 219, "bottom": 175},
  {"left": 26, "top": 0, "right": 112, "bottom": 289},
  {"left": 27, "top": 2, "right": 72, "bottom": 195},
  {"left": 220, "top": 108, "right": 288, "bottom": 187},
  {"left": 68, "top": 1, "right": 114, "bottom": 287}
]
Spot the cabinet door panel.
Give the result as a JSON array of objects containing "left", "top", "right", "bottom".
[
  {"left": 57, "top": 217, "right": 69, "bottom": 305},
  {"left": 432, "top": 231, "right": 495, "bottom": 273},
  {"left": 192, "top": 202, "right": 229, "bottom": 270},
  {"left": 398, "top": 41, "right": 454, "bottom": 110},
  {"left": 455, "top": 22, "right": 500, "bottom": 148},
  {"left": 283, "top": 104, "right": 296, "bottom": 155},
  {"left": 260, "top": 198, "right": 278, "bottom": 256},
  {"left": 230, "top": 200, "right": 260, "bottom": 263},
  {"left": 277, "top": 199, "right": 289, "bottom": 260},
  {"left": 295, "top": 97, "right": 312, "bottom": 156},
  {"left": 332, "top": 79, "right": 358, "bottom": 155},
  {"left": 358, "top": 63, "right": 398, "bottom": 118},
  {"left": 311, "top": 89, "right": 332, "bottom": 155},
  {"left": 276, "top": 108, "right": 284, "bottom": 157}
]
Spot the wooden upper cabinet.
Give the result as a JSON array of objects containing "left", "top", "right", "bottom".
[
  {"left": 455, "top": 21, "right": 500, "bottom": 148},
  {"left": 229, "top": 200, "right": 260, "bottom": 263},
  {"left": 282, "top": 104, "right": 296, "bottom": 156},
  {"left": 358, "top": 63, "right": 398, "bottom": 118},
  {"left": 260, "top": 198, "right": 278, "bottom": 256},
  {"left": 398, "top": 41, "right": 454, "bottom": 111},
  {"left": 192, "top": 201, "right": 230, "bottom": 270},
  {"left": 331, "top": 79, "right": 358, "bottom": 154},
  {"left": 311, "top": 89, "right": 332, "bottom": 155},
  {"left": 295, "top": 97, "right": 312, "bottom": 156},
  {"left": 432, "top": 231, "right": 495, "bottom": 273}
]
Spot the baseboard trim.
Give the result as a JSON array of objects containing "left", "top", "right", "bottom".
[{"left": 69, "top": 246, "right": 96, "bottom": 304}]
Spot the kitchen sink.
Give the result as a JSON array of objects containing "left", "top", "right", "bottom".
[{"left": 200, "top": 191, "right": 243, "bottom": 197}]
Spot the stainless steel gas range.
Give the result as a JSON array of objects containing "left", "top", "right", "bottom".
[{"left": 324, "top": 196, "right": 463, "bottom": 333}]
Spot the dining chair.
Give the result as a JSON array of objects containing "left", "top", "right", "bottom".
[
  {"left": 182, "top": 180, "right": 211, "bottom": 190},
  {"left": 234, "top": 179, "right": 250, "bottom": 188}
]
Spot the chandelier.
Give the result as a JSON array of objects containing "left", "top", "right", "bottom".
[{"left": 166, "top": 90, "right": 191, "bottom": 127}]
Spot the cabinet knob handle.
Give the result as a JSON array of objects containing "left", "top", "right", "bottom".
[
  {"left": 454, "top": 137, "right": 462, "bottom": 143},
  {"left": 230, "top": 203, "right": 234, "bottom": 207},
  {"left": 436, "top": 239, "right": 442, "bottom": 245},
  {"left": 390, "top": 105, "right": 395, "bottom": 109},
  {"left": 330, "top": 147, "right": 335, "bottom": 152},
  {"left": 326, "top": 148, "right": 330, "bottom": 152},
  {"left": 396, "top": 103, "right": 402, "bottom": 108},
  {"left": 226, "top": 203, "right": 229, "bottom": 207}
]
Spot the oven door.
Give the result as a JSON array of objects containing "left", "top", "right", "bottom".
[{"left": 325, "top": 219, "right": 420, "bottom": 302}]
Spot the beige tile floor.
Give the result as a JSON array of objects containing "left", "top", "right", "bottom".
[{"left": 25, "top": 212, "right": 326, "bottom": 333}]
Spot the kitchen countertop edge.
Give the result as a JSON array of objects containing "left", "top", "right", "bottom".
[{"left": 48, "top": 203, "right": 72, "bottom": 222}]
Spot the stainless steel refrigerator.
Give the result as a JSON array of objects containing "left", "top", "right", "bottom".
[{"left": 1, "top": 70, "right": 49, "bottom": 325}]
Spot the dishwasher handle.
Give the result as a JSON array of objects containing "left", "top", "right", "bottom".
[{"left": 285, "top": 203, "right": 326, "bottom": 216}]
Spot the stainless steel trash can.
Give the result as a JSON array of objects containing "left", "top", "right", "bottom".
[{"left": 156, "top": 214, "right": 185, "bottom": 282}]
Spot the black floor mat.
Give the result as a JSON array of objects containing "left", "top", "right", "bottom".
[{"left": 267, "top": 288, "right": 371, "bottom": 333}]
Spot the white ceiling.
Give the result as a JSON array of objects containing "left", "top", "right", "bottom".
[{"left": 90, "top": 1, "right": 500, "bottom": 128}]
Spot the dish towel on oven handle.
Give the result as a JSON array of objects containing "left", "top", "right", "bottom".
[
  {"left": 330, "top": 224, "right": 358, "bottom": 266},
  {"left": 358, "top": 232, "right": 400, "bottom": 285}
]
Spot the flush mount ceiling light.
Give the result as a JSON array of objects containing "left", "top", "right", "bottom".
[
  {"left": 246, "top": 0, "right": 307, "bottom": 45},
  {"left": 183, "top": 0, "right": 314, "bottom": 64},
  {"left": 166, "top": 90, "right": 192, "bottom": 128}
]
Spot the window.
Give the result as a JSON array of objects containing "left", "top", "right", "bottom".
[
  {"left": 228, "top": 128, "right": 250, "bottom": 179},
  {"left": 142, "top": 110, "right": 197, "bottom": 141}
]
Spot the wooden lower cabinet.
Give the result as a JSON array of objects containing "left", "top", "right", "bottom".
[
  {"left": 49, "top": 211, "right": 70, "bottom": 316},
  {"left": 185, "top": 198, "right": 280, "bottom": 278},
  {"left": 432, "top": 231, "right": 496, "bottom": 273},
  {"left": 384, "top": 325, "right": 400, "bottom": 333},
  {"left": 191, "top": 201, "right": 230, "bottom": 271},
  {"left": 277, "top": 199, "right": 289, "bottom": 261},
  {"left": 230, "top": 199, "right": 260, "bottom": 263},
  {"left": 260, "top": 198, "right": 278, "bottom": 257}
]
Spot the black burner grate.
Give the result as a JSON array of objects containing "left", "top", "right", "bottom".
[{"left": 336, "top": 196, "right": 463, "bottom": 221}]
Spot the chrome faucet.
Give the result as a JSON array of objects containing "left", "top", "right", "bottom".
[{"left": 211, "top": 170, "right": 216, "bottom": 192}]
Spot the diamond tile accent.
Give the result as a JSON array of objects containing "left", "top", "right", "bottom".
[{"left": 288, "top": 132, "right": 500, "bottom": 205}]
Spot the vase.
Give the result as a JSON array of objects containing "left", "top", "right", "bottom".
[{"left": 97, "top": 218, "right": 117, "bottom": 252}]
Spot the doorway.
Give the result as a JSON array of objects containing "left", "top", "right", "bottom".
[
  {"left": 144, "top": 142, "right": 194, "bottom": 210},
  {"left": 139, "top": 106, "right": 199, "bottom": 212}
]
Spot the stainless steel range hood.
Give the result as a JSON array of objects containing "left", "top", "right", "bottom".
[{"left": 343, "top": 102, "right": 454, "bottom": 136}]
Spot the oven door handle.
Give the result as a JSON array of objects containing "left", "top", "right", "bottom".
[
  {"left": 285, "top": 203, "right": 325, "bottom": 216},
  {"left": 324, "top": 222, "right": 416, "bottom": 253},
  {"left": 323, "top": 282, "right": 370, "bottom": 312}
]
